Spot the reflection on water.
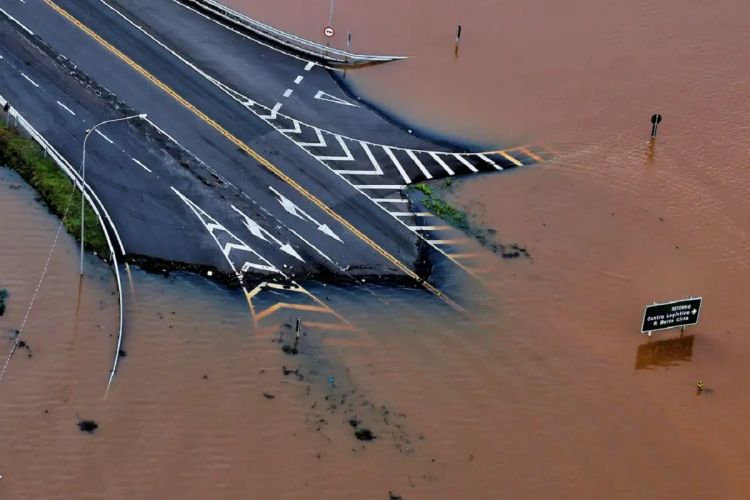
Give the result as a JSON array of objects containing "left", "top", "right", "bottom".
[{"left": 635, "top": 334, "right": 694, "bottom": 370}]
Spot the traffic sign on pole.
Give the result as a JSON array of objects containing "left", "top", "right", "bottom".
[
  {"left": 324, "top": 26, "right": 335, "bottom": 38},
  {"left": 641, "top": 297, "right": 702, "bottom": 335}
]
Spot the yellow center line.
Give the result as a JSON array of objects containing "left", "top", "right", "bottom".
[{"left": 44, "top": 0, "right": 465, "bottom": 312}]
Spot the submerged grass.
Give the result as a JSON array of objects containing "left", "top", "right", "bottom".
[
  {"left": 0, "top": 123, "right": 109, "bottom": 256},
  {"left": 408, "top": 182, "right": 469, "bottom": 230}
]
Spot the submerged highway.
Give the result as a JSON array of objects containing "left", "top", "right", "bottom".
[{"left": 0, "top": 0, "right": 549, "bottom": 301}]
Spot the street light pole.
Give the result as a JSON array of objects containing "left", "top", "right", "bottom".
[{"left": 80, "top": 113, "right": 147, "bottom": 275}]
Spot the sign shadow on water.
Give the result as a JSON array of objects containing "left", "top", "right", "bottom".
[{"left": 634, "top": 334, "right": 695, "bottom": 370}]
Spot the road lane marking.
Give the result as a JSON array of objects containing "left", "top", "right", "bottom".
[
  {"left": 383, "top": 146, "right": 412, "bottom": 184},
  {"left": 172, "top": 187, "right": 280, "bottom": 275},
  {"left": 430, "top": 153, "right": 455, "bottom": 176},
  {"left": 20, "top": 73, "right": 39, "bottom": 88},
  {"left": 0, "top": 7, "right": 35, "bottom": 35},
  {"left": 287, "top": 227, "right": 341, "bottom": 269},
  {"left": 498, "top": 150, "right": 523, "bottom": 166},
  {"left": 95, "top": 129, "right": 114, "bottom": 144},
  {"left": 258, "top": 102, "right": 281, "bottom": 119},
  {"left": 371, "top": 198, "right": 408, "bottom": 203},
  {"left": 294, "top": 75, "right": 304, "bottom": 85},
  {"left": 354, "top": 185, "right": 405, "bottom": 190},
  {"left": 478, "top": 153, "right": 503, "bottom": 171},
  {"left": 427, "top": 238, "right": 471, "bottom": 245},
  {"left": 269, "top": 186, "right": 343, "bottom": 243},
  {"left": 44, "top": 0, "right": 461, "bottom": 310},
  {"left": 255, "top": 302, "right": 330, "bottom": 322},
  {"left": 316, "top": 134, "right": 354, "bottom": 161},
  {"left": 131, "top": 157, "right": 152, "bottom": 172},
  {"left": 453, "top": 153, "right": 479, "bottom": 173},
  {"left": 389, "top": 212, "right": 432, "bottom": 217},
  {"left": 56, "top": 100, "right": 76, "bottom": 115},
  {"left": 231, "top": 204, "right": 305, "bottom": 262},
  {"left": 304, "top": 61, "right": 315, "bottom": 71},
  {"left": 520, "top": 147, "right": 544, "bottom": 162},
  {"left": 314, "top": 90, "right": 359, "bottom": 107},
  {"left": 408, "top": 225, "right": 452, "bottom": 231},
  {"left": 283, "top": 88, "right": 293, "bottom": 98},
  {"left": 332, "top": 141, "right": 382, "bottom": 175},
  {"left": 406, "top": 149, "right": 433, "bottom": 180}
]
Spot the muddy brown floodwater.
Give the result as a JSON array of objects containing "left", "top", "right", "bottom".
[{"left": 2, "top": 0, "right": 750, "bottom": 498}]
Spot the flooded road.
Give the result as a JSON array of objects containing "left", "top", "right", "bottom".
[{"left": 2, "top": 0, "right": 750, "bottom": 497}]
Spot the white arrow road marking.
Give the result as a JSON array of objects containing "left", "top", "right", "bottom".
[
  {"left": 269, "top": 186, "right": 343, "bottom": 243},
  {"left": 230, "top": 205, "right": 305, "bottom": 262},
  {"left": 314, "top": 90, "right": 359, "bottom": 107},
  {"left": 172, "top": 187, "right": 280, "bottom": 275}
]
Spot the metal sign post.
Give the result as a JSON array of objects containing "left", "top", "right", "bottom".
[
  {"left": 641, "top": 297, "right": 702, "bottom": 336},
  {"left": 650, "top": 113, "right": 662, "bottom": 139}
]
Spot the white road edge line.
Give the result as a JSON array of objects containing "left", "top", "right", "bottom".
[{"left": 0, "top": 7, "right": 34, "bottom": 35}]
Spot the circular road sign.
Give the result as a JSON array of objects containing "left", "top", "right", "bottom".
[
  {"left": 324, "top": 26, "right": 335, "bottom": 38},
  {"left": 651, "top": 113, "right": 663, "bottom": 125}
]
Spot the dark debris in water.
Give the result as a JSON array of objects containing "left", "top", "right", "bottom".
[
  {"left": 78, "top": 419, "right": 98, "bottom": 434},
  {"left": 0, "top": 289, "right": 7, "bottom": 316},
  {"left": 354, "top": 428, "right": 376, "bottom": 441}
]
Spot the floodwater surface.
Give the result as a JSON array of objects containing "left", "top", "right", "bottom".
[{"left": 2, "top": 0, "right": 750, "bottom": 498}]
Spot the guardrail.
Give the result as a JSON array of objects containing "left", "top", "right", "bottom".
[
  {"left": 180, "top": 0, "right": 407, "bottom": 66},
  {"left": 0, "top": 96, "right": 126, "bottom": 392}
]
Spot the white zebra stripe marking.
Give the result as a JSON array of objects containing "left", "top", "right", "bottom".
[
  {"left": 383, "top": 146, "right": 412, "bottom": 184},
  {"left": 430, "top": 153, "right": 456, "bottom": 176},
  {"left": 453, "top": 154, "right": 479, "bottom": 173},
  {"left": 406, "top": 149, "right": 433, "bottom": 180}
]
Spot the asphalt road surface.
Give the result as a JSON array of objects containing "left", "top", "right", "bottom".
[{"left": 0, "top": 0, "right": 548, "bottom": 293}]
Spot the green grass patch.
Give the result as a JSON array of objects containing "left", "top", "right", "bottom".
[
  {"left": 408, "top": 182, "right": 468, "bottom": 230},
  {"left": 0, "top": 123, "right": 109, "bottom": 256}
]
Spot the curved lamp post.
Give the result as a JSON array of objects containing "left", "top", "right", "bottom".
[{"left": 80, "top": 113, "right": 147, "bottom": 275}]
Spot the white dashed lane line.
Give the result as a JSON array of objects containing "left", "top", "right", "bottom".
[
  {"left": 283, "top": 88, "right": 293, "bottom": 98},
  {"left": 56, "top": 101, "right": 76, "bottom": 115},
  {"left": 95, "top": 129, "right": 114, "bottom": 144},
  {"left": 304, "top": 62, "right": 315, "bottom": 71},
  {"left": 20, "top": 73, "right": 39, "bottom": 88},
  {"left": 294, "top": 75, "right": 304, "bottom": 85},
  {"left": 131, "top": 157, "right": 152, "bottom": 173}
]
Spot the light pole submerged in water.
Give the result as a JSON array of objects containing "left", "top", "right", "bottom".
[{"left": 79, "top": 113, "right": 147, "bottom": 275}]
